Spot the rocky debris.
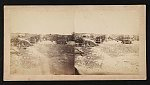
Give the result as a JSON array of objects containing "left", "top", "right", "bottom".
[
  {"left": 75, "top": 43, "right": 139, "bottom": 75},
  {"left": 10, "top": 41, "right": 75, "bottom": 75}
]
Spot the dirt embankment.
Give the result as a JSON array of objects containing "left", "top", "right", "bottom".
[
  {"left": 75, "top": 43, "right": 139, "bottom": 75},
  {"left": 10, "top": 41, "right": 75, "bottom": 75}
]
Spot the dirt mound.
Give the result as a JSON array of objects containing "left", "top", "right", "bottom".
[
  {"left": 75, "top": 43, "right": 139, "bottom": 75},
  {"left": 10, "top": 41, "right": 75, "bottom": 75}
]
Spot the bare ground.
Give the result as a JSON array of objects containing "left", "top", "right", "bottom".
[
  {"left": 10, "top": 41, "right": 139, "bottom": 75},
  {"left": 75, "top": 41, "right": 139, "bottom": 75},
  {"left": 10, "top": 41, "right": 75, "bottom": 75}
]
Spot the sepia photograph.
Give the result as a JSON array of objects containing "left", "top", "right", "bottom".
[
  {"left": 74, "top": 33, "right": 140, "bottom": 75},
  {"left": 4, "top": 5, "right": 146, "bottom": 80}
]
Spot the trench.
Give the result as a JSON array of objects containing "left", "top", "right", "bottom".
[{"left": 28, "top": 42, "right": 79, "bottom": 75}]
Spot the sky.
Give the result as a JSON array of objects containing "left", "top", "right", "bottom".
[
  {"left": 5, "top": 6, "right": 75, "bottom": 34},
  {"left": 74, "top": 5, "right": 145, "bottom": 35},
  {"left": 4, "top": 5, "right": 145, "bottom": 35}
]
